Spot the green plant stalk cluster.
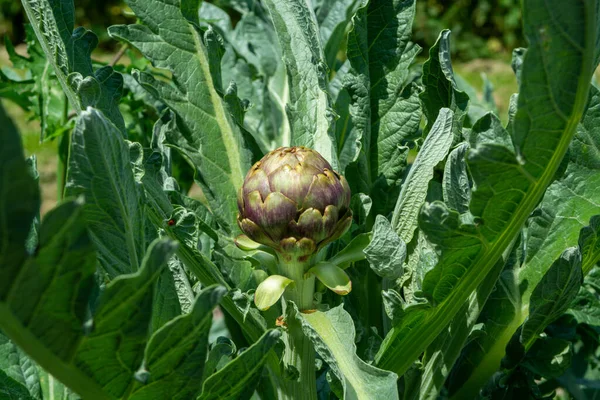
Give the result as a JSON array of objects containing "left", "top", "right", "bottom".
[
  {"left": 279, "top": 260, "right": 318, "bottom": 400},
  {"left": 2, "top": 0, "right": 600, "bottom": 398}
]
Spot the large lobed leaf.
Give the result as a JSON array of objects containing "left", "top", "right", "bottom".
[
  {"left": 128, "top": 286, "right": 227, "bottom": 400},
  {"left": 375, "top": 0, "right": 598, "bottom": 376},
  {"left": 109, "top": 0, "right": 254, "bottom": 233},
  {"left": 341, "top": 0, "right": 422, "bottom": 217},
  {"left": 65, "top": 108, "right": 145, "bottom": 277},
  {"left": 448, "top": 86, "right": 600, "bottom": 397},
  {"left": 0, "top": 107, "right": 239, "bottom": 400},
  {"left": 262, "top": 0, "right": 339, "bottom": 168}
]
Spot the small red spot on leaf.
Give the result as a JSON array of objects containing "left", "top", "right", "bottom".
[{"left": 167, "top": 219, "right": 175, "bottom": 226}]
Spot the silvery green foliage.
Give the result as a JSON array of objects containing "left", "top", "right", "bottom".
[{"left": 1, "top": 0, "right": 600, "bottom": 399}]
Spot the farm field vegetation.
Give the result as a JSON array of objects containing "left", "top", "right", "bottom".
[{"left": 1, "top": 0, "right": 599, "bottom": 399}]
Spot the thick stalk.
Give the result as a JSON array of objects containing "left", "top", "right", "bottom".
[
  {"left": 56, "top": 94, "right": 70, "bottom": 202},
  {"left": 279, "top": 259, "right": 318, "bottom": 400}
]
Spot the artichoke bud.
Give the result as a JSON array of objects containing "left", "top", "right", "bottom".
[{"left": 237, "top": 146, "right": 352, "bottom": 261}]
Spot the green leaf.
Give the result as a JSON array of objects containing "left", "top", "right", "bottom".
[
  {"left": 0, "top": 199, "right": 106, "bottom": 400},
  {"left": 326, "top": 232, "right": 370, "bottom": 269},
  {"left": 20, "top": 0, "right": 124, "bottom": 131},
  {"left": 342, "top": 0, "right": 421, "bottom": 212},
  {"left": 469, "top": 111, "right": 513, "bottom": 150},
  {"left": 308, "top": 263, "right": 352, "bottom": 295},
  {"left": 151, "top": 266, "right": 183, "bottom": 332},
  {"left": 522, "top": 337, "right": 572, "bottom": 379},
  {"left": 146, "top": 206, "right": 270, "bottom": 344},
  {"left": 198, "top": 330, "right": 282, "bottom": 400},
  {"left": 442, "top": 142, "right": 471, "bottom": 214},
  {"left": 416, "top": 248, "right": 510, "bottom": 400},
  {"left": 419, "top": 30, "right": 469, "bottom": 138},
  {"left": 298, "top": 304, "right": 399, "bottom": 400},
  {"left": 580, "top": 215, "right": 600, "bottom": 271},
  {"left": 391, "top": 107, "right": 454, "bottom": 243},
  {"left": 201, "top": 337, "right": 236, "bottom": 384},
  {"left": 454, "top": 73, "right": 498, "bottom": 125},
  {"left": 364, "top": 215, "right": 406, "bottom": 279},
  {"left": 109, "top": 0, "right": 253, "bottom": 233},
  {"left": 449, "top": 88, "right": 600, "bottom": 398},
  {"left": 65, "top": 108, "right": 145, "bottom": 277},
  {"left": 167, "top": 256, "right": 196, "bottom": 315},
  {"left": 376, "top": 0, "right": 597, "bottom": 376},
  {"left": 1, "top": 178, "right": 177, "bottom": 400},
  {"left": 0, "top": 332, "right": 41, "bottom": 400},
  {"left": 263, "top": 0, "right": 338, "bottom": 167},
  {"left": 511, "top": 48, "right": 526, "bottom": 86},
  {"left": 24, "top": 156, "right": 40, "bottom": 255},
  {"left": 37, "top": 367, "right": 79, "bottom": 400},
  {"left": 0, "top": 369, "right": 36, "bottom": 400},
  {"left": 254, "top": 275, "right": 294, "bottom": 311},
  {"left": 0, "top": 103, "right": 40, "bottom": 295},
  {"left": 316, "top": 0, "right": 363, "bottom": 72},
  {"left": 521, "top": 248, "right": 582, "bottom": 348},
  {"left": 349, "top": 193, "right": 372, "bottom": 227},
  {"left": 129, "top": 285, "right": 227, "bottom": 400},
  {"left": 74, "top": 238, "right": 178, "bottom": 398},
  {"left": 228, "top": 11, "right": 279, "bottom": 78}
]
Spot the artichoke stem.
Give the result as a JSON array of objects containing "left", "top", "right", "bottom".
[
  {"left": 279, "top": 259, "right": 317, "bottom": 400},
  {"left": 279, "top": 259, "right": 315, "bottom": 311}
]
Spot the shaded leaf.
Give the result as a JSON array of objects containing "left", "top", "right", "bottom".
[
  {"left": 419, "top": 30, "right": 468, "bottom": 138},
  {"left": 0, "top": 103, "right": 40, "bottom": 295},
  {"left": 442, "top": 142, "right": 471, "bottom": 214},
  {"left": 129, "top": 285, "right": 227, "bottom": 400},
  {"left": 199, "top": 330, "right": 282, "bottom": 400}
]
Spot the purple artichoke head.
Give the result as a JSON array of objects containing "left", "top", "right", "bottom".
[{"left": 237, "top": 147, "right": 352, "bottom": 260}]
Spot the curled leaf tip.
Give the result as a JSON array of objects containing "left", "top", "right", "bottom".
[{"left": 308, "top": 262, "right": 352, "bottom": 296}]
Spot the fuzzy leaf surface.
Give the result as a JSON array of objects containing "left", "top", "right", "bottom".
[
  {"left": 65, "top": 108, "right": 145, "bottom": 277},
  {"left": 109, "top": 0, "right": 253, "bottom": 233},
  {"left": 376, "top": 0, "right": 597, "bottom": 376}
]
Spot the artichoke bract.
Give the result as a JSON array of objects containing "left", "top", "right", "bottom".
[{"left": 237, "top": 146, "right": 352, "bottom": 261}]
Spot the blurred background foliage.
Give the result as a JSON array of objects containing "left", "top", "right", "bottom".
[
  {"left": 0, "top": 0, "right": 135, "bottom": 48},
  {"left": 414, "top": 0, "right": 522, "bottom": 60},
  {"left": 1, "top": 0, "right": 523, "bottom": 59}
]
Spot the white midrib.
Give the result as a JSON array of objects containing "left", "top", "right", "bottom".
[
  {"left": 189, "top": 26, "right": 245, "bottom": 190},
  {"left": 49, "top": 374, "right": 55, "bottom": 400}
]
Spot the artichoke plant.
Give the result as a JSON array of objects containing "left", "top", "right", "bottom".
[{"left": 237, "top": 146, "right": 352, "bottom": 262}]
